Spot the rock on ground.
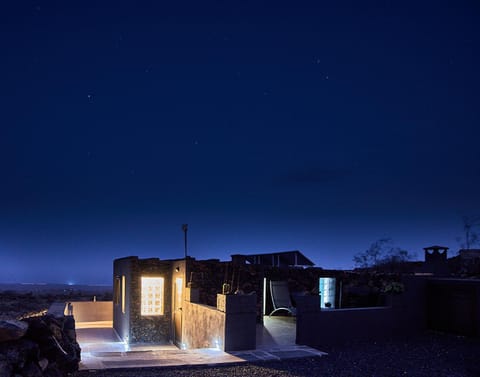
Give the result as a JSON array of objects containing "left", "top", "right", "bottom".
[{"left": 0, "top": 320, "right": 29, "bottom": 342}]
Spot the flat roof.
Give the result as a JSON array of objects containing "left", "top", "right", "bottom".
[{"left": 232, "top": 250, "right": 315, "bottom": 267}]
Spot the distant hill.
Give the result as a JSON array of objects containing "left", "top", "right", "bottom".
[{"left": 0, "top": 283, "right": 112, "bottom": 295}]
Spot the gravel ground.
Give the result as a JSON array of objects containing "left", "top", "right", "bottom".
[{"left": 74, "top": 332, "right": 480, "bottom": 377}]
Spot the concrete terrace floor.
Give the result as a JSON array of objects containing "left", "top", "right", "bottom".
[{"left": 76, "top": 317, "right": 327, "bottom": 370}]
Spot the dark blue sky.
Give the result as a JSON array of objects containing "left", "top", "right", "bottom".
[{"left": 1, "top": 1, "right": 479, "bottom": 284}]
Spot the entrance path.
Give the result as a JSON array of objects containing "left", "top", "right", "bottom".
[{"left": 76, "top": 317, "right": 326, "bottom": 370}]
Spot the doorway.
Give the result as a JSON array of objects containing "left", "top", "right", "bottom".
[{"left": 173, "top": 277, "right": 183, "bottom": 347}]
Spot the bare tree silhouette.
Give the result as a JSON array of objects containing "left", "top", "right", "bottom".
[
  {"left": 458, "top": 216, "right": 480, "bottom": 250},
  {"left": 353, "top": 238, "right": 414, "bottom": 269}
]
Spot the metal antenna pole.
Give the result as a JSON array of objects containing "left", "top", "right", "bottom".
[{"left": 182, "top": 224, "right": 188, "bottom": 258}]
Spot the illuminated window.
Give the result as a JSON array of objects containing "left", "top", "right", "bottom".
[{"left": 141, "top": 277, "right": 164, "bottom": 316}]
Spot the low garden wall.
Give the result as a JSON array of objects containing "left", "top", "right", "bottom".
[
  {"left": 182, "top": 301, "right": 225, "bottom": 350},
  {"left": 296, "top": 277, "right": 428, "bottom": 347},
  {"left": 66, "top": 301, "right": 113, "bottom": 323},
  {"left": 296, "top": 303, "right": 397, "bottom": 346},
  {"left": 182, "top": 290, "right": 256, "bottom": 351},
  {"left": 427, "top": 278, "right": 480, "bottom": 336},
  {"left": 218, "top": 294, "right": 256, "bottom": 351}
]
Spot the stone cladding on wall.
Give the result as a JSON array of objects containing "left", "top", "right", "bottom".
[{"left": 129, "top": 258, "right": 173, "bottom": 343}]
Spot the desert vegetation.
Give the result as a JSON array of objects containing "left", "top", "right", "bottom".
[{"left": 0, "top": 285, "right": 112, "bottom": 320}]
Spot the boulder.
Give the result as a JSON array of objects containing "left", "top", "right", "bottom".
[
  {"left": 23, "top": 315, "right": 81, "bottom": 374},
  {"left": 43, "top": 363, "right": 63, "bottom": 377},
  {"left": 38, "top": 358, "right": 48, "bottom": 371},
  {"left": 0, "top": 356, "right": 12, "bottom": 377},
  {"left": 0, "top": 320, "right": 28, "bottom": 342},
  {"left": 0, "top": 339, "right": 39, "bottom": 367},
  {"left": 0, "top": 315, "right": 80, "bottom": 376},
  {"left": 20, "top": 361, "right": 43, "bottom": 377}
]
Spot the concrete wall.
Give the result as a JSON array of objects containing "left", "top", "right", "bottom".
[
  {"left": 181, "top": 293, "right": 257, "bottom": 351},
  {"left": 113, "top": 257, "right": 133, "bottom": 343},
  {"left": 67, "top": 301, "right": 113, "bottom": 323},
  {"left": 427, "top": 278, "right": 480, "bottom": 336},
  {"left": 182, "top": 301, "right": 225, "bottom": 349},
  {"left": 218, "top": 294, "right": 257, "bottom": 351},
  {"left": 297, "top": 305, "right": 397, "bottom": 347},
  {"left": 296, "top": 277, "right": 428, "bottom": 347}
]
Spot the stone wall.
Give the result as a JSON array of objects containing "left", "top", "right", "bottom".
[
  {"left": 113, "top": 256, "right": 176, "bottom": 344},
  {"left": 0, "top": 314, "right": 80, "bottom": 377},
  {"left": 187, "top": 259, "right": 403, "bottom": 316},
  {"left": 188, "top": 259, "right": 326, "bottom": 317},
  {"left": 129, "top": 258, "right": 173, "bottom": 343}
]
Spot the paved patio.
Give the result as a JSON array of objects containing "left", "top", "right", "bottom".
[{"left": 76, "top": 316, "right": 327, "bottom": 370}]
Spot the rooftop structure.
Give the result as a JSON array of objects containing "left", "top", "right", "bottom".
[{"left": 231, "top": 250, "right": 314, "bottom": 267}]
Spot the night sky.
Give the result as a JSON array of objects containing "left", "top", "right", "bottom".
[{"left": 1, "top": 1, "right": 480, "bottom": 284}]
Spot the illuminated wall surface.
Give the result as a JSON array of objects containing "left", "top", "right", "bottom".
[
  {"left": 141, "top": 277, "right": 164, "bottom": 315},
  {"left": 175, "top": 277, "right": 183, "bottom": 308},
  {"left": 121, "top": 275, "right": 126, "bottom": 314},
  {"left": 319, "top": 277, "right": 336, "bottom": 309}
]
